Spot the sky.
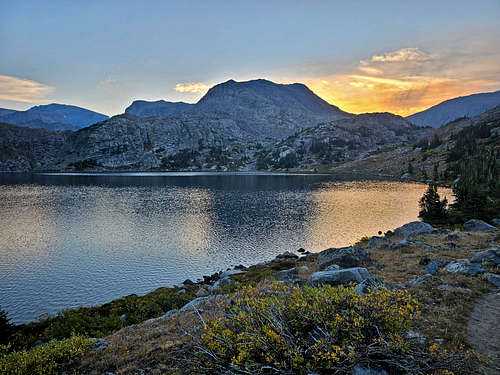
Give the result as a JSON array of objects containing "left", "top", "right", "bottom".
[{"left": 1, "top": 0, "right": 500, "bottom": 116}]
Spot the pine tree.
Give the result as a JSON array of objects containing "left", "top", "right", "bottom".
[
  {"left": 419, "top": 183, "right": 448, "bottom": 223},
  {"left": 0, "top": 307, "right": 13, "bottom": 345}
]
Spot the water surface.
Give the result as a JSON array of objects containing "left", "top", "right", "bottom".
[{"left": 0, "top": 172, "right": 451, "bottom": 323}]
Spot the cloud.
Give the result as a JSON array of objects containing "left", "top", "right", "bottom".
[
  {"left": 301, "top": 45, "right": 500, "bottom": 116},
  {"left": 175, "top": 82, "right": 209, "bottom": 93},
  {"left": 0, "top": 75, "right": 54, "bottom": 103},
  {"left": 370, "top": 47, "right": 434, "bottom": 63}
]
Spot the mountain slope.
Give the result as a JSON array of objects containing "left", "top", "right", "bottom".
[
  {"left": 0, "top": 103, "right": 109, "bottom": 131},
  {"left": 125, "top": 100, "right": 194, "bottom": 116},
  {"left": 407, "top": 90, "right": 500, "bottom": 128},
  {"left": 193, "top": 79, "right": 351, "bottom": 138}
]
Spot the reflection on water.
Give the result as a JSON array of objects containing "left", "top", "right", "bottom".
[{"left": 0, "top": 173, "right": 451, "bottom": 323}]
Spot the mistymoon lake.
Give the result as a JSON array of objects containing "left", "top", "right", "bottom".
[{"left": 0, "top": 172, "right": 452, "bottom": 323}]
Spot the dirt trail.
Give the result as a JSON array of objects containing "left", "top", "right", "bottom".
[{"left": 468, "top": 290, "right": 500, "bottom": 374}]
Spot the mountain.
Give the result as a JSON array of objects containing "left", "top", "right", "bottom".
[
  {"left": 192, "top": 79, "right": 351, "bottom": 138},
  {"left": 0, "top": 103, "right": 109, "bottom": 131},
  {"left": 124, "top": 79, "right": 352, "bottom": 139},
  {"left": 125, "top": 100, "right": 194, "bottom": 116},
  {"left": 407, "top": 90, "right": 500, "bottom": 128}
]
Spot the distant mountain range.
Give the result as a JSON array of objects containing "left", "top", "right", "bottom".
[
  {"left": 0, "top": 103, "right": 109, "bottom": 131},
  {"left": 406, "top": 90, "right": 500, "bottom": 128},
  {"left": 0, "top": 79, "right": 499, "bottom": 172}
]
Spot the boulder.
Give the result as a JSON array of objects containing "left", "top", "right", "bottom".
[
  {"left": 220, "top": 269, "right": 245, "bottom": 278},
  {"left": 425, "top": 261, "right": 439, "bottom": 275},
  {"left": 182, "top": 279, "right": 194, "bottom": 285},
  {"left": 443, "top": 260, "right": 485, "bottom": 275},
  {"left": 91, "top": 338, "right": 109, "bottom": 352},
  {"left": 470, "top": 249, "right": 500, "bottom": 265},
  {"left": 180, "top": 296, "right": 219, "bottom": 312},
  {"left": 208, "top": 277, "right": 234, "bottom": 293},
  {"left": 407, "top": 330, "right": 426, "bottom": 344},
  {"left": 484, "top": 273, "right": 500, "bottom": 287},
  {"left": 176, "top": 289, "right": 186, "bottom": 295},
  {"left": 492, "top": 218, "right": 500, "bottom": 227},
  {"left": 405, "top": 274, "right": 436, "bottom": 287},
  {"left": 275, "top": 267, "right": 304, "bottom": 283},
  {"left": 317, "top": 247, "right": 369, "bottom": 269},
  {"left": 366, "top": 236, "right": 390, "bottom": 249},
  {"left": 325, "top": 264, "right": 341, "bottom": 271},
  {"left": 196, "top": 288, "right": 209, "bottom": 297},
  {"left": 308, "top": 267, "right": 371, "bottom": 286},
  {"left": 463, "top": 219, "right": 496, "bottom": 232},
  {"left": 393, "top": 221, "right": 434, "bottom": 238},
  {"left": 354, "top": 278, "right": 386, "bottom": 296}
]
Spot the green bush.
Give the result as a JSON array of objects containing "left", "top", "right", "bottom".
[
  {"left": 0, "top": 335, "right": 92, "bottom": 375},
  {"left": 198, "top": 283, "right": 423, "bottom": 374}
]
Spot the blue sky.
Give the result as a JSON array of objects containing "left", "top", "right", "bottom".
[{"left": 1, "top": 0, "right": 499, "bottom": 115}]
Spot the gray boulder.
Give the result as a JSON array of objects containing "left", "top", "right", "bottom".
[
  {"left": 444, "top": 260, "right": 485, "bottom": 275},
  {"left": 366, "top": 236, "right": 390, "bottom": 249},
  {"left": 463, "top": 219, "right": 496, "bottom": 232},
  {"left": 180, "top": 296, "right": 219, "bottom": 312},
  {"left": 176, "top": 288, "right": 186, "bottom": 295},
  {"left": 308, "top": 267, "right": 371, "bottom": 286},
  {"left": 393, "top": 221, "right": 434, "bottom": 238},
  {"left": 160, "top": 309, "right": 179, "bottom": 319},
  {"left": 325, "top": 264, "right": 341, "bottom": 271},
  {"left": 492, "top": 218, "right": 500, "bottom": 226},
  {"left": 405, "top": 274, "right": 436, "bottom": 287},
  {"left": 484, "top": 273, "right": 500, "bottom": 287},
  {"left": 354, "top": 278, "right": 386, "bottom": 296},
  {"left": 208, "top": 277, "right": 234, "bottom": 293},
  {"left": 275, "top": 267, "right": 304, "bottom": 283},
  {"left": 196, "top": 287, "right": 209, "bottom": 297},
  {"left": 91, "top": 338, "right": 109, "bottom": 352},
  {"left": 317, "top": 247, "right": 369, "bottom": 269},
  {"left": 470, "top": 249, "right": 500, "bottom": 265},
  {"left": 425, "top": 261, "right": 439, "bottom": 275}
]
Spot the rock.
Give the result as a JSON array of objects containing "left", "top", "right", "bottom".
[
  {"left": 492, "top": 218, "right": 500, "bottom": 226},
  {"left": 120, "top": 314, "right": 127, "bottom": 323},
  {"left": 317, "top": 247, "right": 369, "bottom": 269},
  {"left": 470, "top": 249, "right": 500, "bottom": 265},
  {"left": 425, "top": 261, "right": 439, "bottom": 275},
  {"left": 445, "top": 233, "right": 460, "bottom": 241},
  {"left": 484, "top": 273, "right": 500, "bottom": 287},
  {"left": 275, "top": 251, "right": 299, "bottom": 260},
  {"left": 308, "top": 267, "right": 371, "bottom": 286},
  {"left": 275, "top": 267, "right": 303, "bottom": 283},
  {"left": 325, "top": 264, "right": 341, "bottom": 271},
  {"left": 405, "top": 274, "right": 436, "bottom": 287},
  {"left": 352, "top": 364, "right": 388, "bottom": 375},
  {"left": 298, "top": 247, "right": 306, "bottom": 253},
  {"left": 182, "top": 279, "right": 194, "bottom": 285},
  {"left": 176, "top": 288, "right": 186, "bottom": 295},
  {"left": 298, "top": 265, "right": 309, "bottom": 271},
  {"left": 393, "top": 221, "right": 434, "bottom": 238},
  {"left": 443, "top": 260, "right": 485, "bottom": 275},
  {"left": 180, "top": 296, "right": 218, "bottom": 312},
  {"left": 365, "top": 236, "right": 390, "bottom": 249},
  {"left": 445, "top": 242, "right": 458, "bottom": 249},
  {"left": 208, "top": 277, "right": 235, "bottom": 293},
  {"left": 160, "top": 309, "right": 179, "bottom": 319},
  {"left": 196, "top": 288, "right": 209, "bottom": 297},
  {"left": 463, "top": 219, "right": 496, "bottom": 232},
  {"left": 220, "top": 269, "right": 245, "bottom": 278},
  {"left": 234, "top": 264, "right": 246, "bottom": 270},
  {"left": 390, "top": 239, "right": 434, "bottom": 250},
  {"left": 354, "top": 278, "right": 386, "bottom": 296}
]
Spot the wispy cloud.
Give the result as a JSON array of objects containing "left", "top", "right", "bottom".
[
  {"left": 370, "top": 47, "right": 434, "bottom": 63},
  {"left": 303, "top": 46, "right": 500, "bottom": 116},
  {"left": 0, "top": 75, "right": 54, "bottom": 103},
  {"left": 175, "top": 82, "right": 209, "bottom": 93}
]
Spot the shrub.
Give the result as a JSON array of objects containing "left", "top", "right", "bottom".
[
  {"left": 197, "top": 283, "right": 424, "bottom": 374},
  {"left": 0, "top": 335, "right": 92, "bottom": 375}
]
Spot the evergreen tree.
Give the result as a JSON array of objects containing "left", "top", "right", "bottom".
[
  {"left": 419, "top": 183, "right": 448, "bottom": 223},
  {"left": 0, "top": 307, "right": 13, "bottom": 345}
]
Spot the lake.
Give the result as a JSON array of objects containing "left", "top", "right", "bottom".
[{"left": 0, "top": 172, "right": 451, "bottom": 323}]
